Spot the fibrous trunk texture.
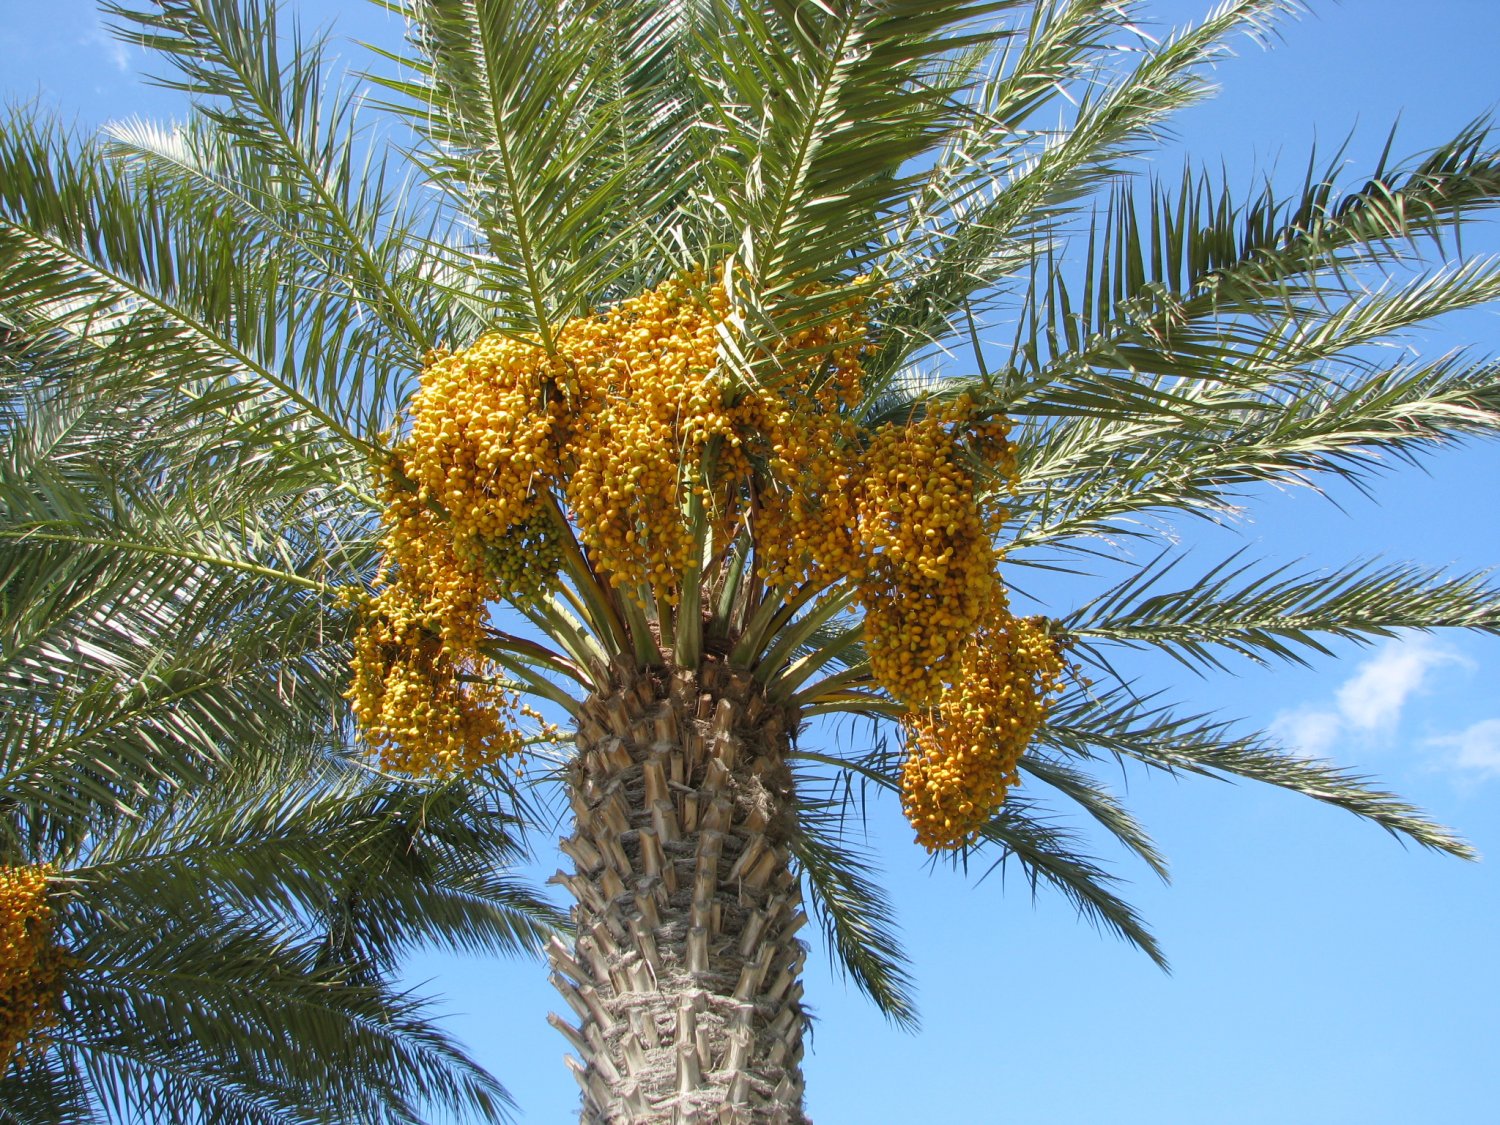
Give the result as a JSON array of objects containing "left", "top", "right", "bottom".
[{"left": 550, "top": 658, "right": 810, "bottom": 1124}]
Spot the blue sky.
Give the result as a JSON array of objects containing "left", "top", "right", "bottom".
[{"left": 7, "top": 2, "right": 1499, "bottom": 1122}]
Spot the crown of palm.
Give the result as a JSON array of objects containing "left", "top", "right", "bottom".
[{"left": 3, "top": 0, "right": 1500, "bottom": 1118}]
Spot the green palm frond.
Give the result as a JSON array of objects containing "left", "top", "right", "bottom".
[
  {"left": 787, "top": 773, "right": 919, "bottom": 1029},
  {"left": 0, "top": 111, "right": 378, "bottom": 452},
  {"left": 59, "top": 911, "right": 510, "bottom": 1125},
  {"left": 971, "top": 792, "right": 1167, "bottom": 968},
  {"left": 1040, "top": 683, "right": 1473, "bottom": 856},
  {"left": 701, "top": 0, "right": 1018, "bottom": 283},
  {"left": 559, "top": 0, "right": 711, "bottom": 296},
  {"left": 982, "top": 122, "right": 1500, "bottom": 440},
  {"left": 66, "top": 749, "right": 562, "bottom": 957},
  {"left": 1065, "top": 551, "right": 1500, "bottom": 670},
  {"left": 0, "top": 555, "right": 346, "bottom": 856},
  {"left": 20, "top": 722, "right": 551, "bottom": 1123},
  {"left": 7, "top": 738, "right": 546, "bottom": 1123},
  {"left": 0, "top": 403, "right": 360, "bottom": 845},
  {"left": 1012, "top": 354, "right": 1500, "bottom": 548},
  {"left": 0, "top": 309, "right": 551, "bottom": 1118},
  {"left": 796, "top": 742, "right": 1167, "bottom": 968},
  {"left": 876, "top": 0, "right": 1305, "bottom": 377},
  {"left": 1018, "top": 752, "right": 1170, "bottom": 881},
  {"left": 105, "top": 0, "right": 440, "bottom": 362},
  {"left": 374, "top": 0, "right": 676, "bottom": 339},
  {"left": 1011, "top": 122, "right": 1500, "bottom": 377},
  {"left": 0, "top": 1054, "right": 97, "bottom": 1125}
]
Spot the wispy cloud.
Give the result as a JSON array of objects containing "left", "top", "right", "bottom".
[
  {"left": 1268, "top": 707, "right": 1343, "bottom": 758},
  {"left": 83, "top": 23, "right": 131, "bottom": 74},
  {"left": 1427, "top": 719, "right": 1500, "bottom": 780},
  {"left": 1269, "top": 635, "right": 1500, "bottom": 785},
  {"left": 1269, "top": 635, "right": 1467, "bottom": 757},
  {"left": 1334, "top": 636, "right": 1466, "bottom": 732}
]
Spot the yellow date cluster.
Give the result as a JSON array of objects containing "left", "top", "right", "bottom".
[
  {"left": 402, "top": 336, "right": 568, "bottom": 598},
  {"left": 851, "top": 398, "right": 1013, "bottom": 706},
  {"left": 345, "top": 488, "right": 536, "bottom": 776},
  {"left": 752, "top": 337, "right": 866, "bottom": 589},
  {"left": 759, "top": 392, "right": 1016, "bottom": 706},
  {"left": 393, "top": 271, "right": 877, "bottom": 608},
  {"left": 561, "top": 273, "right": 880, "bottom": 603},
  {"left": 899, "top": 614, "right": 1066, "bottom": 851},
  {"left": 0, "top": 865, "right": 65, "bottom": 1071},
  {"left": 560, "top": 272, "right": 744, "bottom": 601},
  {"left": 349, "top": 265, "right": 1037, "bottom": 795},
  {"left": 351, "top": 268, "right": 878, "bottom": 772}
]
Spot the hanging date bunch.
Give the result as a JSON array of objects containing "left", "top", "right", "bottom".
[
  {"left": 899, "top": 614, "right": 1068, "bottom": 851},
  {"left": 0, "top": 865, "right": 66, "bottom": 1071},
  {"left": 759, "top": 384, "right": 1062, "bottom": 850},
  {"left": 348, "top": 268, "right": 879, "bottom": 774}
]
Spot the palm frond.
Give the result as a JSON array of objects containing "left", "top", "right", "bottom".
[
  {"left": 796, "top": 743, "right": 1165, "bottom": 967},
  {"left": 1012, "top": 354, "right": 1500, "bottom": 548},
  {"left": 702, "top": 0, "right": 1019, "bottom": 287},
  {"left": 0, "top": 1054, "right": 98, "bottom": 1125},
  {"left": 969, "top": 792, "right": 1168, "bottom": 969},
  {"left": 376, "top": 0, "right": 669, "bottom": 338},
  {"left": 1040, "top": 683, "right": 1475, "bottom": 857},
  {"left": 1065, "top": 550, "right": 1500, "bottom": 670},
  {"left": 105, "top": 0, "right": 440, "bottom": 366},
  {"left": 61, "top": 910, "right": 511, "bottom": 1125},
  {"left": 1018, "top": 751, "right": 1169, "bottom": 880},
  {"left": 876, "top": 0, "right": 1304, "bottom": 376},
  {"left": 0, "top": 304, "right": 547, "bottom": 1119},
  {"left": 32, "top": 740, "right": 560, "bottom": 1122},
  {"left": 67, "top": 749, "right": 562, "bottom": 958},
  {"left": 983, "top": 120, "right": 1500, "bottom": 432},
  {"left": 0, "top": 442, "right": 360, "bottom": 846},
  {"left": 787, "top": 775, "right": 919, "bottom": 1029},
  {"left": 1013, "top": 121, "right": 1500, "bottom": 378},
  {"left": 0, "top": 109, "right": 379, "bottom": 451}
]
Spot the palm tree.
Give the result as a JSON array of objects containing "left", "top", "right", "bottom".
[
  {"left": 5, "top": 0, "right": 1500, "bottom": 1121},
  {"left": 0, "top": 228, "right": 562, "bottom": 1120}
]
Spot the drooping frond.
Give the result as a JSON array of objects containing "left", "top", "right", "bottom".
[
  {"left": 794, "top": 742, "right": 1167, "bottom": 968},
  {"left": 58, "top": 906, "right": 512, "bottom": 1125},
  {"left": 969, "top": 791, "right": 1167, "bottom": 968},
  {"left": 0, "top": 343, "right": 366, "bottom": 847},
  {"left": 0, "top": 320, "right": 551, "bottom": 1120},
  {"left": 0, "top": 1054, "right": 98, "bottom": 1125},
  {"left": 1039, "top": 682, "right": 1475, "bottom": 857},
  {"left": 786, "top": 775, "right": 919, "bottom": 1029},
  {"left": 1018, "top": 751, "right": 1169, "bottom": 880}
]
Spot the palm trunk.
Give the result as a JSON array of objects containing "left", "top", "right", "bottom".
[{"left": 548, "top": 657, "right": 810, "bottom": 1123}]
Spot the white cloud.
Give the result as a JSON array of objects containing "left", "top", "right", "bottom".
[
  {"left": 1268, "top": 636, "right": 1467, "bottom": 757},
  {"left": 1334, "top": 634, "right": 1463, "bottom": 732},
  {"left": 1427, "top": 719, "right": 1500, "bottom": 780},
  {"left": 1268, "top": 707, "right": 1343, "bottom": 758}
]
